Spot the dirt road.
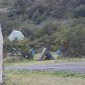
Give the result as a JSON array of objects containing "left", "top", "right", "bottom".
[{"left": 5, "top": 62, "right": 85, "bottom": 73}]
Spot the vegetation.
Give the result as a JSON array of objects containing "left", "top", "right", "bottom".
[
  {"left": 3, "top": 70, "right": 85, "bottom": 85},
  {"left": 4, "top": 56, "right": 85, "bottom": 66},
  {"left": 0, "top": 0, "right": 85, "bottom": 57}
]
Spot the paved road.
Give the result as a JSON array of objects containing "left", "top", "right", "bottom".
[{"left": 5, "top": 62, "right": 85, "bottom": 73}]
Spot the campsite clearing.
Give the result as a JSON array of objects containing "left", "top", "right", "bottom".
[{"left": 4, "top": 57, "right": 85, "bottom": 85}]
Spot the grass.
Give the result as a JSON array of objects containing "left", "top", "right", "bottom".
[
  {"left": 3, "top": 70, "right": 85, "bottom": 85},
  {"left": 53, "top": 71, "right": 85, "bottom": 78},
  {"left": 3, "top": 54, "right": 85, "bottom": 85},
  {"left": 4, "top": 55, "right": 85, "bottom": 66}
]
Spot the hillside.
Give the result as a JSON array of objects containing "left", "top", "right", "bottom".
[
  {"left": 8, "top": 0, "right": 85, "bottom": 22},
  {"left": 0, "top": 0, "right": 85, "bottom": 57}
]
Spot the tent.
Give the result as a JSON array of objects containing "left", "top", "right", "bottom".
[
  {"left": 39, "top": 48, "right": 54, "bottom": 61},
  {"left": 55, "top": 49, "right": 62, "bottom": 57},
  {"left": 8, "top": 30, "right": 24, "bottom": 41},
  {"left": 56, "top": 49, "right": 61, "bottom": 55}
]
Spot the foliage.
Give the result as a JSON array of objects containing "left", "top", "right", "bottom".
[
  {"left": 1, "top": 0, "right": 85, "bottom": 57},
  {"left": 4, "top": 38, "right": 33, "bottom": 59}
]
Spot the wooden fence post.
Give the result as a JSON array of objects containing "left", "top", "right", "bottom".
[{"left": 0, "top": 24, "right": 3, "bottom": 84}]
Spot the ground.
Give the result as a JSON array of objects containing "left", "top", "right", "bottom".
[
  {"left": 4, "top": 70, "right": 85, "bottom": 85},
  {"left": 4, "top": 56, "right": 85, "bottom": 85},
  {"left": 5, "top": 62, "right": 85, "bottom": 73}
]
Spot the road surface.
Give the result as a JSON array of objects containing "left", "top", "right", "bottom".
[{"left": 5, "top": 62, "right": 85, "bottom": 73}]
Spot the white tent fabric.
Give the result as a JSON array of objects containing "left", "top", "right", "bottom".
[{"left": 8, "top": 30, "right": 24, "bottom": 41}]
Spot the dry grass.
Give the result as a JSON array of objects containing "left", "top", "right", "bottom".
[
  {"left": 5, "top": 76, "right": 85, "bottom": 85},
  {"left": 4, "top": 70, "right": 85, "bottom": 85}
]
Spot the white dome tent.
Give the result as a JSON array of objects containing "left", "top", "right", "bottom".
[{"left": 8, "top": 30, "right": 25, "bottom": 41}]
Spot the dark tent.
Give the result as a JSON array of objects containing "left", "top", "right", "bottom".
[{"left": 39, "top": 48, "right": 54, "bottom": 61}]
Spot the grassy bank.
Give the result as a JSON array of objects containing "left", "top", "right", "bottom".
[
  {"left": 3, "top": 70, "right": 85, "bottom": 85},
  {"left": 4, "top": 56, "right": 85, "bottom": 66}
]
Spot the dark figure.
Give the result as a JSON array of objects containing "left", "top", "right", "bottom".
[
  {"left": 45, "top": 54, "right": 51, "bottom": 60},
  {"left": 21, "top": 51, "right": 33, "bottom": 60}
]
